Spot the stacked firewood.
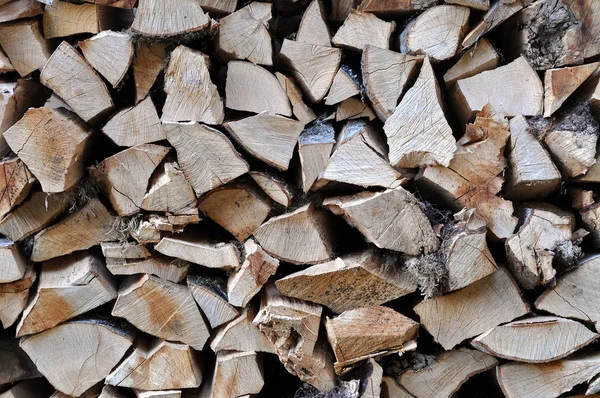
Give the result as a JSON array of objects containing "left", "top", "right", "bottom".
[{"left": 2, "top": 0, "right": 600, "bottom": 397}]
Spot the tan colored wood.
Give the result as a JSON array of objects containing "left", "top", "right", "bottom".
[
  {"left": 335, "top": 98, "right": 376, "bottom": 122},
  {"left": 80, "top": 31, "right": 134, "bottom": 88},
  {"left": 0, "top": 0, "right": 42, "bottom": 24},
  {"left": 0, "top": 48, "right": 14, "bottom": 73},
  {"left": 332, "top": 10, "right": 394, "bottom": 52},
  {"left": 141, "top": 161, "right": 197, "bottom": 215},
  {"left": 330, "top": 0, "right": 356, "bottom": 22},
  {"left": 462, "top": 0, "right": 528, "bottom": 49},
  {"left": 325, "top": 68, "right": 359, "bottom": 106},
  {"left": 279, "top": 39, "right": 341, "bottom": 103},
  {"left": 112, "top": 274, "right": 210, "bottom": 350},
  {"left": 210, "top": 351, "right": 264, "bottom": 398},
  {"left": 162, "top": 45, "right": 223, "bottom": 124},
  {"left": 43, "top": 1, "right": 106, "bottom": 38},
  {"left": 544, "top": 128, "right": 598, "bottom": 179},
  {"left": 31, "top": 198, "right": 118, "bottom": 262},
  {"left": 101, "top": 241, "right": 151, "bottom": 259},
  {"left": 225, "top": 61, "right": 291, "bottom": 116},
  {"left": 446, "top": 0, "right": 489, "bottom": 10},
  {"left": 544, "top": 63, "right": 600, "bottom": 117},
  {"left": 324, "top": 187, "right": 438, "bottom": 255},
  {"left": 400, "top": 348, "right": 498, "bottom": 398},
  {"left": 0, "top": 265, "right": 34, "bottom": 328},
  {"left": 132, "top": 42, "right": 165, "bottom": 104},
  {"left": 497, "top": 352, "right": 600, "bottom": 398},
  {"left": 297, "top": 0, "right": 330, "bottom": 47},
  {"left": 401, "top": 5, "right": 470, "bottom": 62},
  {"left": 576, "top": 153, "right": 600, "bottom": 183},
  {"left": 297, "top": 122, "right": 335, "bottom": 192},
  {"left": 106, "top": 256, "right": 189, "bottom": 283},
  {"left": 0, "top": 20, "right": 51, "bottom": 77},
  {"left": 276, "top": 249, "right": 417, "bottom": 313},
  {"left": 155, "top": 234, "right": 240, "bottom": 270},
  {"left": 414, "top": 268, "right": 529, "bottom": 350},
  {"left": 210, "top": 306, "right": 276, "bottom": 354},
  {"left": 130, "top": 218, "right": 161, "bottom": 244},
  {"left": 275, "top": 73, "right": 317, "bottom": 123},
  {"left": 131, "top": 0, "right": 209, "bottom": 37},
  {"left": 188, "top": 274, "right": 238, "bottom": 328},
  {"left": 384, "top": 57, "right": 456, "bottom": 168},
  {"left": 0, "top": 158, "right": 34, "bottom": 220},
  {"left": 382, "top": 376, "right": 412, "bottom": 398},
  {"left": 443, "top": 38, "right": 499, "bottom": 87},
  {"left": 41, "top": 42, "right": 114, "bottom": 124},
  {"left": 249, "top": 172, "right": 293, "bottom": 207},
  {"left": 198, "top": 0, "right": 236, "bottom": 14},
  {"left": 20, "top": 319, "right": 134, "bottom": 397},
  {"left": 68, "top": 0, "right": 136, "bottom": 8},
  {"left": 581, "top": 203, "right": 600, "bottom": 247},
  {"left": 134, "top": 391, "right": 181, "bottom": 398},
  {"left": 357, "top": 0, "right": 438, "bottom": 15},
  {"left": 0, "top": 238, "right": 26, "bottom": 284},
  {"left": 16, "top": 251, "right": 117, "bottom": 337},
  {"left": 588, "top": 375, "right": 600, "bottom": 395},
  {"left": 216, "top": 2, "right": 272, "bottom": 66}
]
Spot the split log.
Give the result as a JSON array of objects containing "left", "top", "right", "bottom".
[
  {"left": 589, "top": 375, "right": 600, "bottom": 396},
  {"left": 400, "top": 5, "right": 470, "bottom": 62},
  {"left": 325, "top": 306, "right": 418, "bottom": 374},
  {"left": 504, "top": 115, "right": 561, "bottom": 201},
  {"left": 162, "top": 45, "right": 224, "bottom": 124},
  {"left": 356, "top": 0, "right": 438, "bottom": 15},
  {"left": 569, "top": 188, "right": 596, "bottom": 210},
  {"left": 43, "top": 1, "right": 120, "bottom": 38},
  {"left": 332, "top": 10, "right": 395, "bottom": 52},
  {"left": 224, "top": 113, "right": 304, "bottom": 171},
  {"left": 134, "top": 391, "right": 181, "bottom": 398},
  {"left": 112, "top": 274, "right": 210, "bottom": 350},
  {"left": 297, "top": 0, "right": 330, "bottom": 47},
  {"left": 106, "top": 256, "right": 189, "bottom": 283},
  {"left": 40, "top": 42, "right": 114, "bottom": 124},
  {"left": 544, "top": 63, "right": 600, "bottom": 117},
  {"left": 43, "top": 94, "right": 72, "bottom": 111},
  {"left": 31, "top": 198, "right": 118, "bottom": 262},
  {"left": 443, "top": 38, "right": 499, "bottom": 88},
  {"left": 0, "top": 20, "right": 51, "bottom": 77},
  {"left": 446, "top": 0, "right": 489, "bottom": 10},
  {"left": 0, "top": 190, "right": 72, "bottom": 242},
  {"left": 101, "top": 241, "right": 151, "bottom": 259},
  {"left": 225, "top": 61, "right": 291, "bottom": 116},
  {"left": 198, "top": 0, "right": 236, "bottom": 14},
  {"left": 544, "top": 127, "right": 598, "bottom": 180},
  {"left": 452, "top": 56, "right": 543, "bottom": 123},
  {"left": 576, "top": 153, "right": 600, "bottom": 183},
  {"left": 141, "top": 161, "right": 197, "bottom": 215},
  {"left": 506, "top": 204, "right": 574, "bottom": 289},
  {"left": 330, "top": 0, "right": 358, "bottom": 22},
  {"left": 90, "top": 144, "right": 169, "bottom": 216},
  {"left": 0, "top": 158, "right": 35, "bottom": 219},
  {"left": 0, "top": 48, "right": 14, "bottom": 73},
  {"left": 472, "top": 316, "right": 598, "bottom": 363},
  {"left": 187, "top": 274, "right": 239, "bottom": 328},
  {"left": 416, "top": 107, "right": 517, "bottom": 240},
  {"left": 297, "top": 122, "right": 335, "bottom": 192},
  {"left": 325, "top": 68, "right": 359, "bottom": 106},
  {"left": 80, "top": 31, "right": 134, "bottom": 88},
  {"left": 279, "top": 39, "right": 341, "bottom": 103},
  {"left": 19, "top": 319, "right": 134, "bottom": 397},
  {"left": 581, "top": 203, "right": 600, "bottom": 247},
  {"left": 106, "top": 339, "right": 202, "bottom": 390},
  {"left": 497, "top": 352, "right": 600, "bottom": 398},
  {"left": 414, "top": 268, "right": 529, "bottom": 350},
  {"left": 155, "top": 234, "right": 240, "bottom": 269},
  {"left": 132, "top": 42, "right": 166, "bottom": 104},
  {"left": 335, "top": 98, "right": 376, "bottom": 122},
  {"left": 275, "top": 73, "right": 317, "bottom": 123},
  {"left": 314, "top": 120, "right": 405, "bottom": 190},
  {"left": 228, "top": 239, "right": 279, "bottom": 307},
  {"left": 384, "top": 57, "right": 456, "bottom": 168},
  {"left": 253, "top": 283, "right": 336, "bottom": 391},
  {"left": 130, "top": 0, "right": 209, "bottom": 37},
  {"left": 0, "top": 0, "right": 42, "bottom": 24},
  {"left": 216, "top": 3, "right": 273, "bottom": 66},
  {"left": 275, "top": 249, "right": 417, "bottom": 313},
  {"left": 16, "top": 251, "right": 117, "bottom": 337},
  {"left": 210, "top": 351, "right": 264, "bottom": 398},
  {"left": 210, "top": 306, "right": 276, "bottom": 354},
  {"left": 64, "top": 0, "right": 136, "bottom": 8},
  {"left": 362, "top": 45, "right": 423, "bottom": 121},
  {"left": 323, "top": 187, "right": 439, "bottom": 255},
  {"left": 357, "top": 359, "right": 383, "bottom": 398},
  {"left": 0, "top": 265, "right": 34, "bottom": 328},
  {"left": 4, "top": 108, "right": 90, "bottom": 193},
  {"left": 249, "top": 172, "right": 293, "bottom": 207},
  {"left": 0, "top": 337, "right": 41, "bottom": 384},
  {"left": 0, "top": 239, "right": 26, "bottom": 284},
  {"left": 400, "top": 348, "right": 498, "bottom": 398},
  {"left": 253, "top": 203, "right": 333, "bottom": 264},
  {"left": 382, "top": 377, "right": 412, "bottom": 398}
]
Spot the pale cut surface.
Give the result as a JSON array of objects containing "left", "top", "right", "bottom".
[
  {"left": 335, "top": 98, "right": 376, "bottom": 122},
  {"left": 141, "top": 161, "right": 197, "bottom": 215},
  {"left": 210, "top": 306, "right": 276, "bottom": 354},
  {"left": 165, "top": 122, "right": 248, "bottom": 196},
  {"left": 154, "top": 234, "right": 240, "bottom": 269},
  {"left": 0, "top": 48, "right": 14, "bottom": 73},
  {"left": 103, "top": 96, "right": 165, "bottom": 147},
  {"left": 198, "top": 0, "right": 236, "bottom": 14},
  {"left": 40, "top": 42, "right": 114, "bottom": 124},
  {"left": 414, "top": 268, "right": 529, "bottom": 350},
  {"left": 472, "top": 316, "right": 598, "bottom": 363},
  {"left": 325, "top": 69, "right": 359, "bottom": 106},
  {"left": 443, "top": 38, "right": 499, "bottom": 87},
  {"left": 544, "top": 129, "right": 598, "bottom": 179},
  {"left": 42, "top": 1, "right": 100, "bottom": 38},
  {"left": 446, "top": 0, "right": 489, "bottom": 10},
  {"left": 275, "top": 250, "right": 417, "bottom": 313},
  {"left": 112, "top": 274, "right": 210, "bottom": 350},
  {"left": 225, "top": 61, "right": 291, "bottom": 116},
  {"left": 0, "top": 265, "right": 35, "bottom": 328},
  {"left": 80, "top": 31, "right": 134, "bottom": 87},
  {"left": 210, "top": 351, "right": 264, "bottom": 398},
  {"left": 187, "top": 275, "right": 238, "bottom": 328},
  {"left": 401, "top": 5, "right": 470, "bottom": 62},
  {"left": 106, "top": 256, "right": 189, "bottom": 283},
  {"left": 384, "top": 57, "right": 456, "bottom": 168},
  {"left": 544, "top": 63, "right": 600, "bottom": 117},
  {"left": 0, "top": 158, "right": 35, "bottom": 219},
  {"left": 297, "top": 0, "right": 330, "bottom": 47},
  {"left": 0, "top": 239, "right": 26, "bottom": 285},
  {"left": 297, "top": 122, "right": 335, "bottom": 192},
  {"left": 133, "top": 42, "right": 166, "bottom": 103},
  {"left": 400, "top": 348, "right": 498, "bottom": 398},
  {"left": 162, "top": 45, "right": 223, "bottom": 124},
  {"left": 357, "top": 0, "right": 439, "bottom": 15},
  {"left": 0, "top": 0, "right": 42, "bottom": 24},
  {"left": 332, "top": 10, "right": 395, "bottom": 52},
  {"left": 276, "top": 73, "right": 317, "bottom": 123},
  {"left": 0, "top": 20, "right": 51, "bottom": 77},
  {"left": 19, "top": 320, "right": 134, "bottom": 397},
  {"left": 131, "top": 0, "right": 209, "bottom": 37},
  {"left": 249, "top": 172, "right": 293, "bottom": 207}
]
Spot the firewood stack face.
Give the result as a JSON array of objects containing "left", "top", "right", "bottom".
[{"left": 3, "top": 0, "right": 600, "bottom": 397}]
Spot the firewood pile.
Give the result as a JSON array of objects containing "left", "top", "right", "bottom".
[{"left": 2, "top": 0, "right": 600, "bottom": 397}]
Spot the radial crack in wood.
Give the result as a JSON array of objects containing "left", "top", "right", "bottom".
[
  {"left": 275, "top": 73, "right": 317, "bottom": 123},
  {"left": 210, "top": 351, "right": 264, "bottom": 398},
  {"left": 188, "top": 274, "right": 239, "bottom": 328},
  {"left": 141, "top": 161, "right": 197, "bottom": 215}
]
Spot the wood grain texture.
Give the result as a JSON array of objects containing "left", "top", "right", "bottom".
[
  {"left": 249, "top": 172, "right": 293, "bottom": 207},
  {"left": 0, "top": 0, "right": 42, "bottom": 24},
  {"left": 0, "top": 158, "right": 35, "bottom": 219},
  {"left": 335, "top": 97, "right": 376, "bottom": 122},
  {"left": 80, "top": 30, "right": 134, "bottom": 88},
  {"left": 544, "top": 128, "right": 598, "bottom": 179},
  {"left": 0, "top": 265, "right": 34, "bottom": 328},
  {"left": 155, "top": 234, "right": 240, "bottom": 269},
  {"left": 276, "top": 72, "right": 317, "bottom": 123},
  {"left": 297, "top": 122, "right": 335, "bottom": 192},
  {"left": 141, "top": 161, "right": 197, "bottom": 215},
  {"left": 297, "top": 0, "right": 330, "bottom": 47},
  {"left": 0, "top": 20, "right": 51, "bottom": 77},
  {"left": 106, "top": 256, "right": 189, "bottom": 283},
  {"left": 332, "top": 10, "right": 395, "bottom": 52},
  {"left": 443, "top": 38, "right": 499, "bottom": 87},
  {"left": 210, "top": 306, "right": 276, "bottom": 354},
  {"left": 210, "top": 351, "right": 264, "bottom": 398},
  {"left": 325, "top": 68, "right": 359, "bottom": 106},
  {"left": 544, "top": 63, "right": 600, "bottom": 117},
  {"left": 43, "top": 1, "right": 104, "bottom": 38},
  {"left": 132, "top": 42, "right": 166, "bottom": 104},
  {"left": 131, "top": 0, "right": 209, "bottom": 37},
  {"left": 188, "top": 275, "right": 238, "bottom": 328}
]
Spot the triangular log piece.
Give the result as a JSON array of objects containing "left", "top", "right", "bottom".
[
  {"left": 332, "top": 10, "right": 395, "bottom": 52},
  {"left": 0, "top": 20, "right": 51, "bottom": 77},
  {"left": 356, "top": 0, "right": 438, "bottom": 15},
  {"left": 102, "top": 96, "right": 165, "bottom": 147},
  {"left": 106, "top": 256, "right": 189, "bottom": 283},
  {"left": 0, "top": 0, "right": 43, "bottom": 24},
  {"left": 210, "top": 351, "right": 264, "bottom": 398},
  {"left": 249, "top": 172, "right": 293, "bottom": 207},
  {"left": 0, "top": 158, "right": 35, "bottom": 219},
  {"left": 443, "top": 38, "right": 499, "bottom": 88},
  {"left": 461, "top": 0, "right": 527, "bottom": 49},
  {"left": 132, "top": 42, "right": 166, "bottom": 104},
  {"left": 544, "top": 63, "right": 600, "bottom": 117},
  {"left": 140, "top": 161, "right": 197, "bottom": 215},
  {"left": 198, "top": 0, "right": 237, "bottom": 14},
  {"left": 0, "top": 265, "right": 35, "bottom": 328},
  {"left": 80, "top": 31, "right": 134, "bottom": 88},
  {"left": 335, "top": 98, "right": 376, "bottom": 122},
  {"left": 381, "top": 376, "right": 412, "bottom": 398},
  {"left": 296, "top": 0, "right": 329, "bottom": 48},
  {"left": 297, "top": 122, "right": 335, "bottom": 192},
  {"left": 187, "top": 274, "right": 239, "bottom": 328},
  {"left": 275, "top": 73, "right": 317, "bottom": 123},
  {"left": 154, "top": 234, "right": 240, "bottom": 270},
  {"left": 0, "top": 238, "right": 26, "bottom": 284},
  {"left": 325, "top": 68, "right": 359, "bottom": 106},
  {"left": 130, "top": 0, "right": 209, "bottom": 37},
  {"left": 446, "top": 0, "right": 489, "bottom": 10},
  {"left": 210, "top": 306, "right": 276, "bottom": 354},
  {"left": 101, "top": 241, "right": 151, "bottom": 259}
]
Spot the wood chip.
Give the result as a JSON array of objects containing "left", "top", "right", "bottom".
[
  {"left": 544, "top": 63, "right": 600, "bottom": 117},
  {"left": 249, "top": 172, "right": 293, "bottom": 207},
  {"left": 325, "top": 68, "right": 360, "bottom": 106},
  {"left": 0, "top": 158, "right": 35, "bottom": 219}
]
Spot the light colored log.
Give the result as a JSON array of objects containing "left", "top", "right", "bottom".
[
  {"left": 16, "top": 251, "right": 117, "bottom": 337},
  {"left": 210, "top": 351, "right": 264, "bottom": 398},
  {"left": 131, "top": 0, "right": 209, "bottom": 37},
  {"left": 384, "top": 57, "right": 456, "bottom": 168},
  {"left": 210, "top": 306, "right": 276, "bottom": 354},
  {"left": 0, "top": 238, "right": 26, "bottom": 284},
  {"left": 357, "top": 0, "right": 438, "bottom": 15},
  {"left": 325, "top": 68, "right": 359, "bottom": 106},
  {"left": 198, "top": 0, "right": 236, "bottom": 14},
  {"left": 0, "top": 0, "right": 42, "bottom": 24},
  {"left": 40, "top": 42, "right": 114, "bottom": 124},
  {"left": 279, "top": 39, "right": 341, "bottom": 103},
  {"left": 141, "top": 161, "right": 197, "bottom": 215},
  {"left": 0, "top": 265, "right": 34, "bottom": 328},
  {"left": 335, "top": 97, "right": 376, "bottom": 121},
  {"left": 162, "top": 45, "right": 223, "bottom": 124},
  {"left": 31, "top": 198, "right": 118, "bottom": 262},
  {"left": 188, "top": 274, "right": 238, "bottom": 328},
  {"left": 101, "top": 241, "right": 151, "bottom": 259},
  {"left": 20, "top": 319, "right": 134, "bottom": 397},
  {"left": 106, "top": 256, "right": 189, "bottom": 283},
  {"left": 297, "top": 122, "right": 335, "bottom": 192},
  {"left": 112, "top": 274, "right": 210, "bottom": 350},
  {"left": 134, "top": 391, "right": 181, "bottom": 398},
  {"left": 0, "top": 158, "right": 35, "bottom": 219},
  {"left": 400, "top": 348, "right": 498, "bottom": 398},
  {"left": 462, "top": 0, "right": 528, "bottom": 49},
  {"left": 249, "top": 172, "right": 293, "bottom": 207},
  {"left": 225, "top": 61, "right": 291, "bottom": 116},
  {"left": 216, "top": 2, "right": 272, "bottom": 66},
  {"left": 544, "top": 63, "right": 600, "bottom": 117},
  {"left": 324, "top": 187, "right": 439, "bottom": 255},
  {"left": 332, "top": 10, "right": 394, "bottom": 52},
  {"left": 443, "top": 38, "right": 499, "bottom": 87},
  {"left": 275, "top": 72, "right": 317, "bottom": 123},
  {"left": 43, "top": 1, "right": 127, "bottom": 39},
  {"left": 80, "top": 31, "right": 133, "bottom": 88},
  {"left": 401, "top": 5, "right": 470, "bottom": 62},
  {"left": 544, "top": 128, "right": 598, "bottom": 179},
  {"left": 415, "top": 268, "right": 529, "bottom": 349},
  {"left": 581, "top": 203, "right": 600, "bottom": 247},
  {"left": 297, "top": 0, "right": 330, "bottom": 47},
  {"left": 446, "top": 0, "right": 489, "bottom": 10},
  {"left": 132, "top": 42, "right": 165, "bottom": 104},
  {"left": 155, "top": 234, "right": 239, "bottom": 269},
  {"left": 0, "top": 20, "right": 51, "bottom": 77},
  {"left": 275, "top": 249, "right": 417, "bottom": 313},
  {"left": 0, "top": 48, "right": 14, "bottom": 73}
]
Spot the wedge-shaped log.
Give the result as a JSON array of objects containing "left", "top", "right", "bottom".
[
  {"left": 80, "top": 31, "right": 134, "bottom": 88},
  {"left": 155, "top": 234, "right": 239, "bottom": 270},
  {"left": 43, "top": 1, "right": 122, "bottom": 38},
  {"left": 414, "top": 268, "right": 529, "bottom": 350},
  {"left": 332, "top": 10, "right": 394, "bottom": 52},
  {"left": 296, "top": 0, "right": 330, "bottom": 47},
  {"left": 0, "top": 20, "right": 51, "bottom": 77},
  {"left": 131, "top": 0, "right": 209, "bottom": 37},
  {"left": 544, "top": 63, "right": 600, "bottom": 117},
  {"left": 297, "top": 122, "right": 335, "bottom": 192},
  {"left": 210, "top": 306, "right": 276, "bottom": 354},
  {"left": 276, "top": 73, "right": 317, "bottom": 123},
  {"left": 276, "top": 249, "right": 417, "bottom": 313},
  {"left": 20, "top": 319, "right": 134, "bottom": 397},
  {"left": 324, "top": 187, "right": 439, "bottom": 256},
  {"left": 0, "top": 158, "right": 34, "bottom": 220},
  {"left": 141, "top": 161, "right": 197, "bottom": 215},
  {"left": 188, "top": 274, "right": 238, "bottom": 328},
  {"left": 356, "top": 0, "right": 438, "bottom": 15},
  {"left": 132, "top": 42, "right": 166, "bottom": 104},
  {"left": 250, "top": 172, "right": 293, "bottom": 207},
  {"left": 335, "top": 97, "right": 376, "bottom": 122},
  {"left": 112, "top": 274, "right": 210, "bottom": 350},
  {"left": 210, "top": 351, "right": 264, "bottom": 398},
  {"left": 0, "top": 238, "right": 26, "bottom": 284},
  {"left": 102, "top": 96, "right": 165, "bottom": 147},
  {"left": 443, "top": 38, "right": 499, "bottom": 88},
  {"left": 0, "top": 48, "right": 13, "bottom": 73},
  {"left": 0, "top": 0, "right": 42, "bottom": 24},
  {"left": 462, "top": 0, "right": 528, "bottom": 49},
  {"left": 106, "top": 256, "right": 189, "bottom": 283},
  {"left": 325, "top": 68, "right": 360, "bottom": 106},
  {"left": 0, "top": 265, "right": 34, "bottom": 328}
]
